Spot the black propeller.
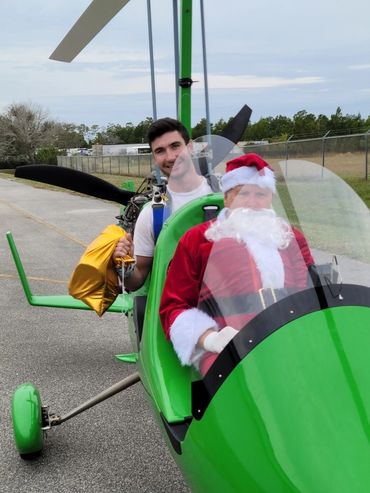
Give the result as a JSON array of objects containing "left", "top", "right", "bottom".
[
  {"left": 220, "top": 104, "right": 252, "bottom": 144},
  {"left": 198, "top": 104, "right": 252, "bottom": 176},
  {"left": 14, "top": 165, "right": 135, "bottom": 205}
]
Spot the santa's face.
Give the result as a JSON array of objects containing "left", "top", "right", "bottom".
[
  {"left": 150, "top": 130, "right": 192, "bottom": 179},
  {"left": 224, "top": 184, "right": 273, "bottom": 210}
]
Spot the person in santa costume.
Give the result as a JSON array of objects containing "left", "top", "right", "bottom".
[{"left": 159, "top": 153, "right": 314, "bottom": 375}]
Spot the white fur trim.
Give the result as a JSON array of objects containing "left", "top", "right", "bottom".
[
  {"left": 221, "top": 167, "right": 276, "bottom": 193},
  {"left": 243, "top": 236, "right": 285, "bottom": 288},
  {"left": 170, "top": 308, "right": 218, "bottom": 366}
]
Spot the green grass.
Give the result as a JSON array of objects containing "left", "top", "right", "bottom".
[
  {"left": 92, "top": 173, "right": 144, "bottom": 190},
  {"left": 275, "top": 177, "right": 370, "bottom": 260},
  {"left": 343, "top": 177, "right": 370, "bottom": 206}
]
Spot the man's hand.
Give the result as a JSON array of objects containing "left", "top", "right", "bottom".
[
  {"left": 203, "top": 326, "right": 238, "bottom": 353},
  {"left": 113, "top": 233, "right": 133, "bottom": 261}
]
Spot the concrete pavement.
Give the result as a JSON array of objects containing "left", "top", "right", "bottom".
[{"left": 0, "top": 178, "right": 190, "bottom": 493}]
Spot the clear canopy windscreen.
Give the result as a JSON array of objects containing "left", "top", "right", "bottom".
[
  {"left": 273, "top": 159, "right": 370, "bottom": 287},
  {"left": 166, "top": 134, "right": 244, "bottom": 194},
  {"left": 190, "top": 153, "right": 370, "bottom": 374}
]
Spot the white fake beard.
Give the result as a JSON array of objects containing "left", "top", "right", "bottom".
[
  {"left": 205, "top": 208, "right": 294, "bottom": 289},
  {"left": 206, "top": 208, "right": 293, "bottom": 249}
]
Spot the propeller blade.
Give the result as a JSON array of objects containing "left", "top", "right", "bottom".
[
  {"left": 15, "top": 165, "right": 134, "bottom": 205},
  {"left": 49, "top": 0, "right": 131, "bottom": 62},
  {"left": 220, "top": 104, "right": 252, "bottom": 144},
  {"left": 198, "top": 104, "right": 253, "bottom": 175},
  {"left": 211, "top": 103, "right": 252, "bottom": 167}
]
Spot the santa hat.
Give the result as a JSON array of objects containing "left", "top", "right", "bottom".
[{"left": 221, "top": 153, "right": 276, "bottom": 194}]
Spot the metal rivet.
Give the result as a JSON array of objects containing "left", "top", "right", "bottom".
[
  {"left": 218, "top": 374, "right": 223, "bottom": 378},
  {"left": 249, "top": 339, "right": 253, "bottom": 343}
]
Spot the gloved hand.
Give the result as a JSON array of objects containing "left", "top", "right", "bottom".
[{"left": 203, "top": 326, "right": 238, "bottom": 353}]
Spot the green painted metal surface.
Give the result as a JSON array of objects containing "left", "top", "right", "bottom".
[
  {"left": 6, "top": 231, "right": 133, "bottom": 313},
  {"left": 12, "top": 383, "right": 43, "bottom": 456},
  {"left": 179, "top": 0, "right": 193, "bottom": 132},
  {"left": 138, "top": 193, "right": 223, "bottom": 421},
  {"left": 115, "top": 352, "right": 138, "bottom": 364},
  {"left": 173, "top": 306, "right": 370, "bottom": 493},
  {"left": 121, "top": 180, "right": 135, "bottom": 192}
]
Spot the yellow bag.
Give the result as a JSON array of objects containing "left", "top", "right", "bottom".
[{"left": 68, "top": 224, "right": 134, "bottom": 316}]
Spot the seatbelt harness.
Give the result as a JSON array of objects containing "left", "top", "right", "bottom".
[
  {"left": 152, "top": 174, "right": 220, "bottom": 243},
  {"left": 153, "top": 202, "right": 170, "bottom": 243}
]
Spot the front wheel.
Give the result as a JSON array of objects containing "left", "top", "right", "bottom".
[{"left": 12, "top": 383, "right": 44, "bottom": 459}]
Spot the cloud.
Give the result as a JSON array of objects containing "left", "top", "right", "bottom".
[
  {"left": 194, "top": 73, "right": 324, "bottom": 90},
  {"left": 70, "top": 48, "right": 151, "bottom": 64},
  {"left": 1, "top": 0, "right": 369, "bottom": 126},
  {"left": 0, "top": 50, "right": 325, "bottom": 105},
  {"left": 349, "top": 64, "right": 370, "bottom": 70}
]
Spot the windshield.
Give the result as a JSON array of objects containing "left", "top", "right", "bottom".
[
  {"left": 183, "top": 136, "right": 370, "bottom": 376},
  {"left": 273, "top": 158, "right": 370, "bottom": 285}
]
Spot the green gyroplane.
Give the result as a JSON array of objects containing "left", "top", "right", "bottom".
[{"left": 7, "top": 1, "right": 370, "bottom": 492}]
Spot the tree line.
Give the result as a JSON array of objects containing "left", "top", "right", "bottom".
[{"left": 0, "top": 102, "right": 369, "bottom": 167}]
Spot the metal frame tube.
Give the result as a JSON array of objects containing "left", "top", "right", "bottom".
[
  {"left": 147, "top": 0, "right": 157, "bottom": 120},
  {"left": 179, "top": 0, "right": 193, "bottom": 132},
  {"left": 173, "top": 0, "right": 180, "bottom": 118},
  {"left": 200, "top": 0, "right": 211, "bottom": 136},
  {"left": 51, "top": 372, "right": 140, "bottom": 425},
  {"left": 365, "top": 129, "right": 370, "bottom": 180}
]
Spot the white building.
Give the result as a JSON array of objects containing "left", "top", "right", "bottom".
[{"left": 92, "top": 143, "right": 151, "bottom": 156}]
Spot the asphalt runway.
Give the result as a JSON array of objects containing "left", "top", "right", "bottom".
[{"left": 0, "top": 178, "right": 190, "bottom": 493}]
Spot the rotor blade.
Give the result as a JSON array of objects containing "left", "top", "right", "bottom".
[
  {"left": 15, "top": 165, "right": 134, "bottom": 205},
  {"left": 49, "top": 0, "right": 131, "bottom": 62}
]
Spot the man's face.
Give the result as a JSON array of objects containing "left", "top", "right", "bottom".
[
  {"left": 151, "top": 130, "right": 191, "bottom": 178},
  {"left": 224, "top": 184, "right": 273, "bottom": 210}
]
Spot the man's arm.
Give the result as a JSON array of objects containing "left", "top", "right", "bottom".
[
  {"left": 113, "top": 203, "right": 156, "bottom": 291},
  {"left": 113, "top": 234, "right": 153, "bottom": 291},
  {"left": 124, "top": 255, "right": 153, "bottom": 291},
  {"left": 159, "top": 235, "right": 217, "bottom": 366},
  {"left": 160, "top": 235, "right": 238, "bottom": 365},
  {"left": 294, "top": 228, "right": 314, "bottom": 267},
  {"left": 290, "top": 228, "right": 315, "bottom": 288}
]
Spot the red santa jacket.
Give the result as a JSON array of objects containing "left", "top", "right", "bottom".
[{"left": 160, "top": 219, "right": 314, "bottom": 343}]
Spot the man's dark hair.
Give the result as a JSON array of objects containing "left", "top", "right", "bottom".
[{"left": 147, "top": 117, "right": 190, "bottom": 148}]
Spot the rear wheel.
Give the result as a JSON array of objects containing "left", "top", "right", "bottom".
[{"left": 12, "top": 383, "right": 44, "bottom": 459}]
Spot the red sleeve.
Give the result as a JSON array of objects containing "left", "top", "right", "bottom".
[
  {"left": 282, "top": 227, "right": 315, "bottom": 289},
  {"left": 293, "top": 227, "right": 314, "bottom": 267},
  {"left": 159, "top": 224, "right": 211, "bottom": 339}
]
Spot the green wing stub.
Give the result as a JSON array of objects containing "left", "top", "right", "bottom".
[
  {"left": 192, "top": 284, "right": 370, "bottom": 420},
  {"left": 6, "top": 231, "right": 133, "bottom": 313}
]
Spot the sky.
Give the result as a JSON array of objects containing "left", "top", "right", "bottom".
[{"left": 1, "top": 0, "right": 370, "bottom": 129}]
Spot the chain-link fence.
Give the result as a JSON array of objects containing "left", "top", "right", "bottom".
[
  {"left": 57, "top": 153, "right": 154, "bottom": 177},
  {"left": 58, "top": 131, "right": 370, "bottom": 180},
  {"left": 244, "top": 131, "right": 370, "bottom": 179}
]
